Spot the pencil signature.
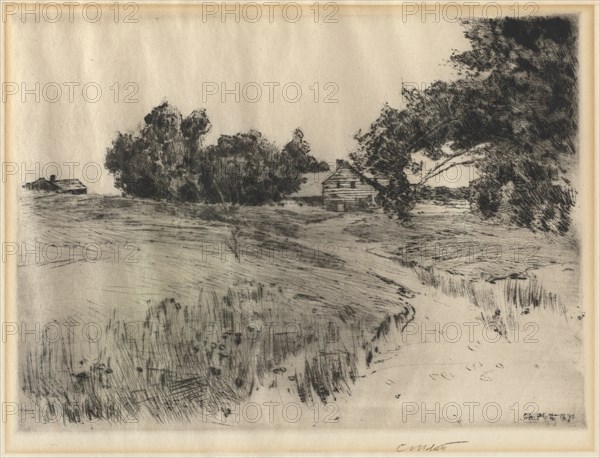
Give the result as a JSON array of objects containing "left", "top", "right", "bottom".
[{"left": 396, "top": 441, "right": 469, "bottom": 452}]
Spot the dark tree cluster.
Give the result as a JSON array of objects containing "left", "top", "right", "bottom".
[{"left": 105, "top": 102, "right": 328, "bottom": 204}]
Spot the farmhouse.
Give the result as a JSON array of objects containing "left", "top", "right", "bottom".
[
  {"left": 322, "top": 160, "right": 385, "bottom": 212},
  {"left": 287, "top": 160, "right": 386, "bottom": 211},
  {"left": 23, "top": 175, "right": 87, "bottom": 195}
]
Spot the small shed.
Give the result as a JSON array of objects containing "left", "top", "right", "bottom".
[{"left": 23, "top": 175, "right": 87, "bottom": 195}]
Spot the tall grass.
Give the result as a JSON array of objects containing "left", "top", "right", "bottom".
[
  {"left": 413, "top": 264, "right": 567, "bottom": 335},
  {"left": 22, "top": 283, "right": 412, "bottom": 425}
]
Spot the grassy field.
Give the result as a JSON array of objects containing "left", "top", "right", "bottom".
[{"left": 16, "top": 193, "right": 584, "bottom": 428}]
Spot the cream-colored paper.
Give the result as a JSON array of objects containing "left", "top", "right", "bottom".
[{"left": 1, "top": 2, "right": 598, "bottom": 456}]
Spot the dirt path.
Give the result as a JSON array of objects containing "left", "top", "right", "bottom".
[{"left": 300, "top": 212, "right": 585, "bottom": 429}]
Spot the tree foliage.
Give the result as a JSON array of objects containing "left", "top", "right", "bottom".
[
  {"left": 281, "top": 128, "right": 330, "bottom": 173},
  {"left": 105, "top": 104, "right": 325, "bottom": 205},
  {"left": 352, "top": 16, "right": 578, "bottom": 233},
  {"left": 198, "top": 130, "right": 300, "bottom": 205},
  {"left": 105, "top": 102, "right": 210, "bottom": 200}
]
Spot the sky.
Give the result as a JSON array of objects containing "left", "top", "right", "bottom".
[{"left": 5, "top": 4, "right": 471, "bottom": 194}]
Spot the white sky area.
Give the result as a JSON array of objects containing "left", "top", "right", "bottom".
[{"left": 5, "top": 5, "right": 472, "bottom": 194}]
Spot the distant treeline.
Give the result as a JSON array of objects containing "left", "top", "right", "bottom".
[{"left": 414, "top": 186, "right": 470, "bottom": 202}]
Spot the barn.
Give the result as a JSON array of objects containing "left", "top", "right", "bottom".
[
  {"left": 286, "top": 173, "right": 328, "bottom": 206},
  {"left": 322, "top": 160, "right": 384, "bottom": 212},
  {"left": 23, "top": 175, "right": 87, "bottom": 195}
]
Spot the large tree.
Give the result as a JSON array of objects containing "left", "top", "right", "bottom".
[
  {"left": 105, "top": 102, "right": 211, "bottom": 200},
  {"left": 352, "top": 16, "right": 578, "bottom": 233}
]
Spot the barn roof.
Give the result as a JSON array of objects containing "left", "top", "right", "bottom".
[
  {"left": 288, "top": 173, "right": 327, "bottom": 198},
  {"left": 23, "top": 178, "right": 87, "bottom": 191}
]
